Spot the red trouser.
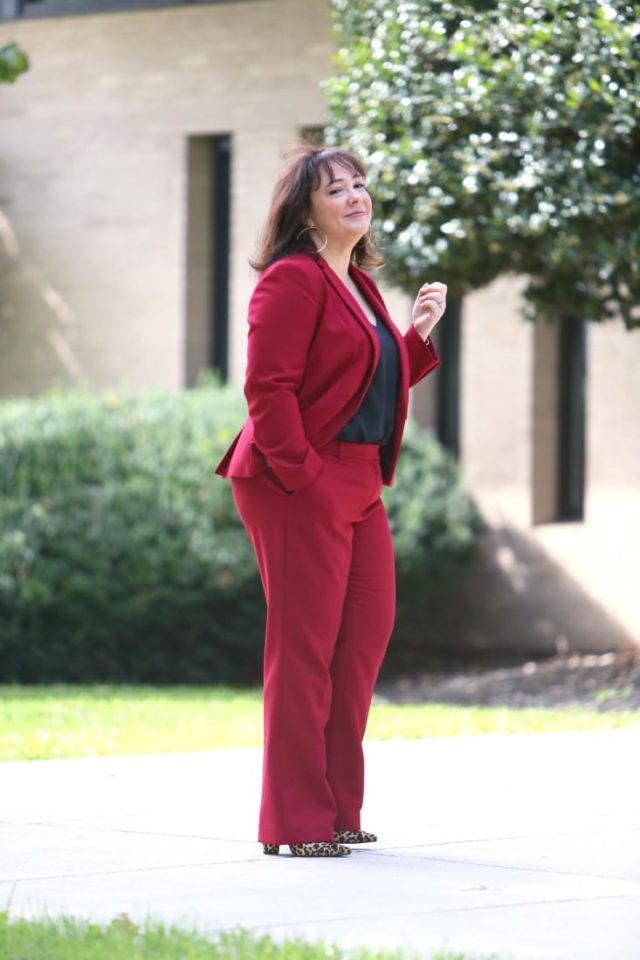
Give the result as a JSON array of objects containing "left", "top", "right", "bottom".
[{"left": 232, "top": 440, "right": 396, "bottom": 845}]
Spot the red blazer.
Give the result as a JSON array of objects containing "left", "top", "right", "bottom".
[{"left": 215, "top": 252, "right": 441, "bottom": 491}]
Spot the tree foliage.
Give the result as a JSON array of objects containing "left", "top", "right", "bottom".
[
  {"left": 0, "top": 42, "right": 29, "bottom": 84},
  {"left": 326, "top": 0, "right": 640, "bottom": 328}
]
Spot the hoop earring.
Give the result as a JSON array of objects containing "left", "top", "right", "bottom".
[
  {"left": 313, "top": 230, "right": 328, "bottom": 253},
  {"left": 296, "top": 224, "right": 328, "bottom": 253}
]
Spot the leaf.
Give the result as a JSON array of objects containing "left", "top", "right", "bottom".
[{"left": 0, "top": 42, "right": 30, "bottom": 84}]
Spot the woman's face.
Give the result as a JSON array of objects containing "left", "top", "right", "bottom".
[{"left": 307, "top": 162, "right": 372, "bottom": 248}]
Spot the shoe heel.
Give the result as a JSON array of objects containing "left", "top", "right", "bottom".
[
  {"left": 263, "top": 843, "right": 280, "bottom": 855},
  {"left": 289, "top": 841, "right": 351, "bottom": 857}
]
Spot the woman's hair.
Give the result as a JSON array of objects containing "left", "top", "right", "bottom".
[{"left": 250, "top": 143, "right": 383, "bottom": 273}]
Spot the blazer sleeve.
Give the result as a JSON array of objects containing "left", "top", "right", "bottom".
[
  {"left": 403, "top": 323, "right": 441, "bottom": 386},
  {"left": 243, "top": 259, "right": 325, "bottom": 492}
]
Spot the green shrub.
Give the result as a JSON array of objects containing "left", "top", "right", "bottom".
[
  {"left": 0, "top": 386, "right": 481, "bottom": 683},
  {"left": 386, "top": 421, "right": 483, "bottom": 619}
]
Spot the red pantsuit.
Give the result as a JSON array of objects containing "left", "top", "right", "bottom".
[
  {"left": 216, "top": 253, "right": 441, "bottom": 844},
  {"left": 232, "top": 441, "right": 394, "bottom": 842}
]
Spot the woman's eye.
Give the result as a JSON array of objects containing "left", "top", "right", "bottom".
[{"left": 329, "top": 183, "right": 366, "bottom": 195}]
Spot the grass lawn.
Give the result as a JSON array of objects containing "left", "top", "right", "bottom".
[
  {"left": 1, "top": 684, "right": 639, "bottom": 762},
  {"left": 0, "top": 915, "right": 501, "bottom": 960}
]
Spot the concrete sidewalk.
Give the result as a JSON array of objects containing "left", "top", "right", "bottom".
[{"left": 1, "top": 729, "right": 639, "bottom": 960}]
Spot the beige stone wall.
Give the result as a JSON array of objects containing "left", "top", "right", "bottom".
[
  {"left": 586, "top": 320, "right": 640, "bottom": 491},
  {"left": 0, "top": 0, "right": 332, "bottom": 396},
  {"left": 531, "top": 317, "right": 560, "bottom": 525},
  {"left": 451, "top": 274, "right": 640, "bottom": 511},
  {"left": 460, "top": 274, "right": 532, "bottom": 491}
]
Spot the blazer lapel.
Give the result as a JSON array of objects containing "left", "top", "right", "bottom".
[
  {"left": 314, "top": 256, "right": 379, "bottom": 348},
  {"left": 349, "top": 265, "right": 391, "bottom": 324},
  {"left": 349, "top": 264, "right": 411, "bottom": 419},
  {"left": 314, "top": 256, "right": 411, "bottom": 423}
]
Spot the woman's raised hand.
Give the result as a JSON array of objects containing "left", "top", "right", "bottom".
[{"left": 412, "top": 281, "right": 447, "bottom": 341}]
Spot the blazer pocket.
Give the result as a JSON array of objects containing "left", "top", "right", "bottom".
[
  {"left": 264, "top": 465, "right": 293, "bottom": 496},
  {"left": 249, "top": 440, "right": 268, "bottom": 473}
]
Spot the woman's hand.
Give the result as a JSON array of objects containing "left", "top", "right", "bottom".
[{"left": 412, "top": 281, "right": 448, "bottom": 341}]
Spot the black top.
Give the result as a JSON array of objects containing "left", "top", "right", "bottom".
[{"left": 335, "top": 318, "right": 400, "bottom": 445}]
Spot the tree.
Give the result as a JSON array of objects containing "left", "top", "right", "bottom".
[
  {"left": 0, "top": 42, "right": 29, "bottom": 84},
  {"left": 325, "top": 0, "right": 640, "bottom": 328}
]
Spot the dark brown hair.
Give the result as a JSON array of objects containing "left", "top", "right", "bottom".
[{"left": 250, "top": 144, "right": 383, "bottom": 273}]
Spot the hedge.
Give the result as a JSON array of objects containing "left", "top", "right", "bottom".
[{"left": 0, "top": 384, "right": 482, "bottom": 683}]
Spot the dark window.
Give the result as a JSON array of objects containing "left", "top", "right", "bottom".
[
  {"left": 184, "top": 134, "right": 231, "bottom": 387},
  {"left": 435, "top": 298, "right": 461, "bottom": 457},
  {"left": 209, "top": 134, "right": 231, "bottom": 382},
  {"left": 556, "top": 314, "right": 586, "bottom": 520},
  {"left": 2, "top": 0, "right": 254, "bottom": 20}
]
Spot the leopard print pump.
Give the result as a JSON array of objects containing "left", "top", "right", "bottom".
[
  {"left": 262, "top": 841, "right": 351, "bottom": 857},
  {"left": 333, "top": 829, "right": 378, "bottom": 844}
]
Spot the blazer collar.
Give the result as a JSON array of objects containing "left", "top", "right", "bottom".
[
  {"left": 312, "top": 254, "right": 410, "bottom": 417},
  {"left": 314, "top": 255, "right": 382, "bottom": 336}
]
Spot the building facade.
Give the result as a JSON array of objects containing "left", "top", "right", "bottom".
[{"left": 1, "top": 0, "right": 638, "bottom": 651}]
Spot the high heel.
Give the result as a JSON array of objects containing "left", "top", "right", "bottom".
[
  {"left": 262, "top": 841, "right": 350, "bottom": 857},
  {"left": 290, "top": 841, "right": 350, "bottom": 857},
  {"left": 333, "top": 829, "right": 378, "bottom": 844}
]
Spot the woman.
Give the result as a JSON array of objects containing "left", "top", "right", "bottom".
[{"left": 216, "top": 144, "right": 447, "bottom": 858}]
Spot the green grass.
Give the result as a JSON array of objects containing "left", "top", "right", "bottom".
[
  {"left": 0, "top": 686, "right": 263, "bottom": 761},
  {"left": 0, "top": 915, "right": 501, "bottom": 960},
  {"left": 1, "top": 685, "right": 639, "bottom": 762}
]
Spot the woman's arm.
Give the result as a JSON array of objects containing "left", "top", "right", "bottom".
[
  {"left": 403, "top": 323, "right": 441, "bottom": 386},
  {"left": 403, "top": 279, "right": 447, "bottom": 385},
  {"left": 244, "top": 258, "right": 325, "bottom": 492}
]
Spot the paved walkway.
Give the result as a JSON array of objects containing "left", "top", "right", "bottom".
[{"left": 2, "top": 729, "right": 640, "bottom": 959}]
